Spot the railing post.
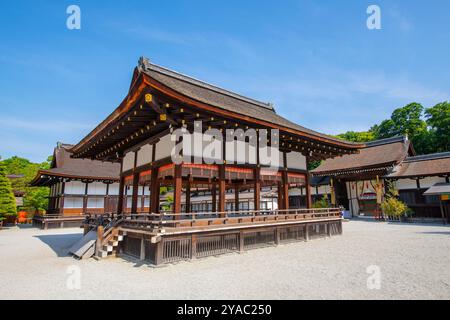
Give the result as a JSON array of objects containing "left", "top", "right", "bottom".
[
  {"left": 304, "top": 223, "right": 309, "bottom": 241},
  {"left": 95, "top": 225, "right": 104, "bottom": 257},
  {"left": 191, "top": 234, "right": 197, "bottom": 259},
  {"left": 154, "top": 240, "right": 163, "bottom": 265},
  {"left": 275, "top": 227, "right": 280, "bottom": 245},
  {"left": 140, "top": 235, "right": 146, "bottom": 261},
  {"left": 239, "top": 230, "right": 245, "bottom": 252}
]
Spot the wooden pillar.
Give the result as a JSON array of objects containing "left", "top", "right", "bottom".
[
  {"left": 218, "top": 165, "right": 226, "bottom": 216},
  {"left": 186, "top": 178, "right": 191, "bottom": 213},
  {"left": 282, "top": 171, "right": 289, "bottom": 211},
  {"left": 104, "top": 183, "right": 110, "bottom": 213},
  {"left": 150, "top": 168, "right": 159, "bottom": 213},
  {"left": 234, "top": 184, "right": 240, "bottom": 212},
  {"left": 59, "top": 181, "right": 66, "bottom": 215},
  {"left": 211, "top": 182, "right": 217, "bottom": 212},
  {"left": 277, "top": 181, "right": 284, "bottom": 210},
  {"left": 82, "top": 182, "right": 88, "bottom": 214},
  {"left": 173, "top": 164, "right": 182, "bottom": 218},
  {"left": 254, "top": 168, "right": 261, "bottom": 212},
  {"left": 140, "top": 184, "right": 145, "bottom": 213},
  {"left": 131, "top": 151, "right": 139, "bottom": 214},
  {"left": 117, "top": 156, "right": 125, "bottom": 215},
  {"left": 131, "top": 173, "right": 139, "bottom": 214},
  {"left": 305, "top": 173, "right": 312, "bottom": 209}
]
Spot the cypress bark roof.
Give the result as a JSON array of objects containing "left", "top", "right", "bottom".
[
  {"left": 31, "top": 144, "right": 120, "bottom": 186},
  {"left": 385, "top": 152, "right": 450, "bottom": 178},
  {"left": 139, "top": 58, "right": 360, "bottom": 145},
  {"left": 312, "top": 136, "right": 412, "bottom": 176}
]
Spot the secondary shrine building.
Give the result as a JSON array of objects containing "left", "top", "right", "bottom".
[
  {"left": 31, "top": 143, "right": 120, "bottom": 228},
  {"left": 69, "top": 57, "right": 363, "bottom": 264},
  {"left": 311, "top": 136, "right": 450, "bottom": 223}
]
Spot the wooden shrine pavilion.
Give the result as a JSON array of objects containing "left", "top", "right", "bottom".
[{"left": 69, "top": 57, "right": 363, "bottom": 264}]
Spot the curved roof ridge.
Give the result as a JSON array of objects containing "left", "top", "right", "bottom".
[
  {"left": 404, "top": 151, "right": 450, "bottom": 163},
  {"left": 139, "top": 56, "right": 275, "bottom": 111},
  {"left": 365, "top": 135, "right": 406, "bottom": 147}
]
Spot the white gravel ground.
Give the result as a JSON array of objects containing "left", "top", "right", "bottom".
[{"left": 0, "top": 220, "right": 449, "bottom": 300}]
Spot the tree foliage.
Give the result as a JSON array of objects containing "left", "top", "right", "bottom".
[
  {"left": 0, "top": 161, "right": 17, "bottom": 220},
  {"left": 335, "top": 131, "right": 375, "bottom": 143},
  {"left": 337, "top": 101, "right": 450, "bottom": 155},
  {"left": 2, "top": 155, "right": 52, "bottom": 213},
  {"left": 425, "top": 102, "right": 450, "bottom": 152}
]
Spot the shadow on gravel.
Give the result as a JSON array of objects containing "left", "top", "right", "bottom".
[
  {"left": 417, "top": 231, "right": 450, "bottom": 236},
  {"left": 34, "top": 233, "right": 83, "bottom": 257}
]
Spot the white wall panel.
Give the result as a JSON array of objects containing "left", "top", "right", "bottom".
[
  {"left": 123, "top": 151, "right": 135, "bottom": 172},
  {"left": 286, "top": 151, "right": 307, "bottom": 170},
  {"left": 88, "top": 182, "right": 107, "bottom": 195},
  {"left": 155, "top": 134, "right": 175, "bottom": 161},
  {"left": 137, "top": 144, "right": 153, "bottom": 167},
  {"left": 65, "top": 181, "right": 86, "bottom": 195},
  {"left": 64, "top": 197, "right": 84, "bottom": 208},
  {"left": 108, "top": 183, "right": 119, "bottom": 195}
]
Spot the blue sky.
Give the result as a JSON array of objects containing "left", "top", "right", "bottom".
[{"left": 1, "top": 0, "right": 449, "bottom": 162}]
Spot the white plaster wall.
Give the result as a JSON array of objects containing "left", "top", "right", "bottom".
[
  {"left": 108, "top": 183, "right": 119, "bottom": 195},
  {"left": 225, "top": 139, "right": 257, "bottom": 165},
  {"left": 88, "top": 182, "right": 107, "bottom": 195},
  {"left": 155, "top": 134, "right": 175, "bottom": 161},
  {"left": 64, "top": 197, "right": 84, "bottom": 208},
  {"left": 137, "top": 144, "right": 153, "bottom": 167},
  {"left": 64, "top": 181, "right": 86, "bottom": 195},
  {"left": 286, "top": 151, "right": 307, "bottom": 170},
  {"left": 123, "top": 151, "right": 135, "bottom": 172}
]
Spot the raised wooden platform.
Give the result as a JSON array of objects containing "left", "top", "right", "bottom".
[
  {"left": 33, "top": 214, "right": 85, "bottom": 229},
  {"left": 87, "top": 208, "right": 343, "bottom": 265}
]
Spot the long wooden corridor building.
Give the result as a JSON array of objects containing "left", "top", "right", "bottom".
[{"left": 70, "top": 57, "right": 363, "bottom": 264}]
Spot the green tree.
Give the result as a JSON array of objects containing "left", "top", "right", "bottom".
[
  {"left": 425, "top": 102, "right": 450, "bottom": 152},
  {"left": 0, "top": 161, "right": 17, "bottom": 220},
  {"left": 371, "top": 103, "right": 429, "bottom": 154},
  {"left": 2, "top": 155, "right": 52, "bottom": 213},
  {"left": 24, "top": 187, "right": 49, "bottom": 213},
  {"left": 335, "top": 131, "right": 375, "bottom": 143}
]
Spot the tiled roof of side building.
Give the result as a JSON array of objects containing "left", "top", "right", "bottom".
[
  {"left": 30, "top": 144, "right": 120, "bottom": 186},
  {"left": 385, "top": 151, "right": 450, "bottom": 178},
  {"left": 312, "top": 136, "right": 412, "bottom": 175}
]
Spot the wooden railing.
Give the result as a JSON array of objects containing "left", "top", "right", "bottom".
[{"left": 116, "top": 208, "right": 342, "bottom": 231}]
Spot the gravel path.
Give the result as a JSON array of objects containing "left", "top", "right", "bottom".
[{"left": 0, "top": 221, "right": 449, "bottom": 299}]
